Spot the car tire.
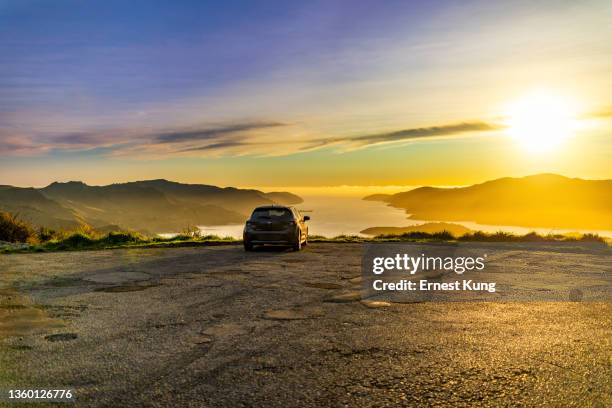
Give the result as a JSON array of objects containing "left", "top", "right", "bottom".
[
  {"left": 293, "top": 235, "right": 302, "bottom": 251},
  {"left": 244, "top": 240, "right": 253, "bottom": 251}
]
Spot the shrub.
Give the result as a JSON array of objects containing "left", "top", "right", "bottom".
[
  {"left": 61, "top": 232, "right": 95, "bottom": 248},
  {"left": 459, "top": 231, "right": 517, "bottom": 242},
  {"left": 181, "top": 225, "right": 202, "bottom": 238},
  {"left": 396, "top": 231, "right": 431, "bottom": 239},
  {"left": 330, "top": 234, "right": 362, "bottom": 242},
  {"left": 171, "top": 234, "right": 194, "bottom": 241},
  {"left": 458, "top": 231, "right": 487, "bottom": 242},
  {"left": 431, "top": 230, "right": 455, "bottom": 240},
  {"left": 579, "top": 233, "right": 606, "bottom": 244},
  {"left": 522, "top": 232, "right": 545, "bottom": 242},
  {"left": 198, "top": 234, "right": 226, "bottom": 241},
  {"left": 375, "top": 231, "right": 456, "bottom": 241},
  {"left": 0, "top": 211, "right": 34, "bottom": 243},
  {"left": 490, "top": 231, "right": 515, "bottom": 242},
  {"left": 101, "top": 231, "right": 144, "bottom": 245},
  {"left": 37, "top": 226, "right": 57, "bottom": 242}
]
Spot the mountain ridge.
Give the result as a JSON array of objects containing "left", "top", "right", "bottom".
[
  {"left": 0, "top": 180, "right": 303, "bottom": 234},
  {"left": 363, "top": 174, "right": 612, "bottom": 230}
]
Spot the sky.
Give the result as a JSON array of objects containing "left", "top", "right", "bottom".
[{"left": 1, "top": 0, "right": 611, "bottom": 189}]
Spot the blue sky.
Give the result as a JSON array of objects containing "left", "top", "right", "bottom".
[
  {"left": 1, "top": 1, "right": 440, "bottom": 120},
  {"left": 1, "top": 0, "right": 611, "bottom": 187}
]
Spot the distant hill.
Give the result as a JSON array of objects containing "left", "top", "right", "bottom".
[
  {"left": 363, "top": 174, "right": 612, "bottom": 230},
  {"left": 263, "top": 191, "right": 303, "bottom": 206},
  {"left": 0, "top": 185, "right": 85, "bottom": 229},
  {"left": 363, "top": 193, "right": 393, "bottom": 202},
  {"left": 361, "top": 222, "right": 473, "bottom": 236},
  {"left": 0, "top": 180, "right": 303, "bottom": 233}
]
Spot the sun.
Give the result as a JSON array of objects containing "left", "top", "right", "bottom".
[{"left": 504, "top": 90, "right": 579, "bottom": 153}]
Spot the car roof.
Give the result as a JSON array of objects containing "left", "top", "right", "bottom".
[{"left": 252, "top": 205, "right": 294, "bottom": 211}]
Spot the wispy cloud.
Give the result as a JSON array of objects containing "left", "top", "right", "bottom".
[
  {"left": 140, "top": 120, "right": 502, "bottom": 157},
  {"left": 0, "top": 129, "right": 46, "bottom": 155},
  {"left": 0, "top": 119, "right": 503, "bottom": 158},
  {"left": 317, "top": 121, "right": 501, "bottom": 149},
  {"left": 178, "top": 141, "right": 250, "bottom": 152},
  {"left": 155, "top": 122, "right": 286, "bottom": 144}
]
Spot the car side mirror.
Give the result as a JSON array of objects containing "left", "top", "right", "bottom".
[{"left": 303, "top": 215, "right": 310, "bottom": 221}]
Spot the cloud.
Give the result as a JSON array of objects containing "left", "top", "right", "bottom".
[
  {"left": 0, "top": 129, "right": 45, "bottom": 155},
  {"left": 178, "top": 141, "right": 250, "bottom": 152},
  {"left": 155, "top": 122, "right": 286, "bottom": 143},
  {"left": 352, "top": 121, "right": 500, "bottom": 144},
  {"left": 315, "top": 121, "right": 502, "bottom": 150},
  {"left": 165, "top": 120, "right": 500, "bottom": 155},
  {"left": 0, "top": 119, "right": 502, "bottom": 158}
]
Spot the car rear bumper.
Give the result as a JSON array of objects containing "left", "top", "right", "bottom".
[{"left": 244, "top": 230, "right": 298, "bottom": 244}]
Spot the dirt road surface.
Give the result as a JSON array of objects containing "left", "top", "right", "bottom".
[{"left": 1, "top": 243, "right": 610, "bottom": 407}]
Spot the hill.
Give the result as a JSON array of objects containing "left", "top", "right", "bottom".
[
  {"left": 0, "top": 186, "right": 82, "bottom": 229},
  {"left": 362, "top": 193, "right": 393, "bottom": 202},
  {"left": 360, "top": 222, "right": 473, "bottom": 236},
  {"left": 363, "top": 174, "right": 612, "bottom": 230},
  {"left": 0, "top": 180, "right": 303, "bottom": 233}
]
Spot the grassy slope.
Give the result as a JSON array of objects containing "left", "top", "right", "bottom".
[{"left": 2, "top": 230, "right": 608, "bottom": 254}]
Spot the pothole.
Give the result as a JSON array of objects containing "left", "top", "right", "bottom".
[
  {"left": 263, "top": 307, "right": 325, "bottom": 320},
  {"left": 94, "top": 283, "right": 159, "bottom": 293},
  {"left": 45, "top": 333, "right": 78, "bottom": 342},
  {"left": 303, "top": 282, "right": 343, "bottom": 290},
  {"left": 324, "top": 291, "right": 362, "bottom": 303},
  {"left": 201, "top": 323, "right": 248, "bottom": 338},
  {"left": 282, "top": 259, "right": 303, "bottom": 264},
  {"left": 263, "top": 310, "right": 309, "bottom": 320},
  {"left": 8, "top": 344, "right": 33, "bottom": 351},
  {"left": 84, "top": 271, "right": 151, "bottom": 284},
  {"left": 0, "top": 289, "right": 64, "bottom": 337}
]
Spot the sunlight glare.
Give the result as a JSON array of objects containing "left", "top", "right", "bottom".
[{"left": 505, "top": 91, "right": 579, "bottom": 153}]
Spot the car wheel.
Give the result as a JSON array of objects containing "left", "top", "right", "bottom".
[
  {"left": 244, "top": 240, "right": 253, "bottom": 251},
  {"left": 293, "top": 235, "right": 302, "bottom": 251}
]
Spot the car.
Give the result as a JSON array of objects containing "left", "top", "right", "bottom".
[{"left": 243, "top": 205, "right": 309, "bottom": 251}]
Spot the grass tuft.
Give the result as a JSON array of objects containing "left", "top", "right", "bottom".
[{"left": 0, "top": 211, "right": 35, "bottom": 243}]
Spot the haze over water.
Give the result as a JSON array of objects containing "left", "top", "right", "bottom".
[
  {"left": 197, "top": 195, "right": 612, "bottom": 239},
  {"left": 197, "top": 196, "right": 409, "bottom": 239}
]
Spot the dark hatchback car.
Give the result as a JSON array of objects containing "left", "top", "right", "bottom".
[{"left": 243, "top": 205, "right": 309, "bottom": 251}]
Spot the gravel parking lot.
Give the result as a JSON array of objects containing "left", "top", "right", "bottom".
[{"left": 1, "top": 243, "right": 610, "bottom": 407}]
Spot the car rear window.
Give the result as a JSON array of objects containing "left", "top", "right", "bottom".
[{"left": 251, "top": 208, "right": 293, "bottom": 220}]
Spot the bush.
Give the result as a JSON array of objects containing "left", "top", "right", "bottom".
[
  {"left": 579, "top": 233, "right": 606, "bottom": 244},
  {"left": 375, "top": 230, "right": 456, "bottom": 241},
  {"left": 456, "top": 230, "right": 608, "bottom": 244},
  {"left": 101, "top": 231, "right": 143, "bottom": 245},
  {"left": 199, "top": 234, "right": 228, "bottom": 241},
  {"left": 395, "top": 231, "right": 431, "bottom": 239},
  {"left": 181, "top": 225, "right": 201, "bottom": 238},
  {"left": 37, "top": 226, "right": 57, "bottom": 242},
  {"left": 0, "top": 211, "right": 34, "bottom": 243},
  {"left": 61, "top": 232, "right": 95, "bottom": 248},
  {"left": 431, "top": 230, "right": 455, "bottom": 240},
  {"left": 171, "top": 234, "right": 194, "bottom": 241}
]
